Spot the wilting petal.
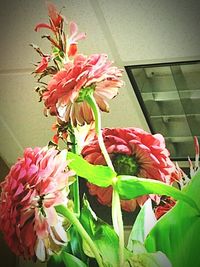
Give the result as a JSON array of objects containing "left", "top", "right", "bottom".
[
  {"left": 53, "top": 221, "right": 68, "bottom": 243},
  {"left": 68, "top": 21, "right": 86, "bottom": 44},
  {"left": 69, "top": 21, "right": 78, "bottom": 37},
  {"left": 45, "top": 207, "right": 58, "bottom": 226},
  {"left": 35, "top": 238, "right": 46, "bottom": 262}
]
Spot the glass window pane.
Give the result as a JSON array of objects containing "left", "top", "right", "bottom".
[{"left": 126, "top": 61, "right": 200, "bottom": 160}]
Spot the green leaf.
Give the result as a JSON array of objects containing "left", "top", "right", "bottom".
[
  {"left": 61, "top": 251, "right": 88, "bottom": 267},
  {"left": 145, "top": 170, "right": 200, "bottom": 267},
  {"left": 94, "top": 224, "right": 119, "bottom": 267},
  {"left": 47, "top": 252, "right": 87, "bottom": 267},
  {"left": 79, "top": 197, "right": 97, "bottom": 237},
  {"left": 47, "top": 254, "right": 64, "bottom": 267},
  {"left": 126, "top": 251, "right": 172, "bottom": 267},
  {"left": 67, "top": 152, "right": 116, "bottom": 187},
  {"left": 116, "top": 175, "right": 200, "bottom": 213},
  {"left": 127, "top": 199, "right": 157, "bottom": 250},
  {"left": 80, "top": 198, "right": 120, "bottom": 267},
  {"left": 69, "top": 226, "right": 88, "bottom": 263},
  {"left": 82, "top": 239, "right": 95, "bottom": 258},
  {"left": 125, "top": 241, "right": 171, "bottom": 267}
]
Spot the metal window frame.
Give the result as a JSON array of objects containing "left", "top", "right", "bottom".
[{"left": 125, "top": 60, "right": 200, "bottom": 161}]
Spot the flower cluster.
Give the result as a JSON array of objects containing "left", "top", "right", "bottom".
[
  {"left": 82, "top": 127, "right": 180, "bottom": 211},
  {"left": 0, "top": 147, "right": 74, "bottom": 261},
  {"left": 32, "top": 3, "right": 123, "bottom": 128}
]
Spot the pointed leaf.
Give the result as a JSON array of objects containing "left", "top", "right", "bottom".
[
  {"left": 47, "top": 254, "right": 64, "bottom": 267},
  {"left": 61, "top": 251, "right": 88, "bottom": 267},
  {"left": 127, "top": 199, "right": 157, "bottom": 250},
  {"left": 67, "top": 152, "right": 116, "bottom": 187},
  {"left": 69, "top": 226, "right": 88, "bottom": 263},
  {"left": 116, "top": 175, "right": 200, "bottom": 213},
  {"left": 80, "top": 198, "right": 120, "bottom": 267},
  {"left": 82, "top": 239, "right": 95, "bottom": 258},
  {"left": 47, "top": 252, "right": 87, "bottom": 267},
  {"left": 145, "top": 170, "right": 200, "bottom": 267}
]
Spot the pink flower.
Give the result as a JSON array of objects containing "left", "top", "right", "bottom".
[
  {"left": 0, "top": 147, "right": 74, "bottom": 261},
  {"left": 67, "top": 21, "right": 86, "bottom": 57},
  {"left": 35, "top": 3, "right": 63, "bottom": 34},
  {"left": 42, "top": 54, "right": 124, "bottom": 125},
  {"left": 82, "top": 128, "right": 179, "bottom": 212}
]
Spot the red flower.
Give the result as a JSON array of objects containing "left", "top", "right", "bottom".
[
  {"left": 0, "top": 147, "right": 74, "bottom": 261},
  {"left": 82, "top": 128, "right": 179, "bottom": 212},
  {"left": 35, "top": 3, "right": 63, "bottom": 34},
  {"left": 154, "top": 197, "right": 176, "bottom": 219},
  {"left": 52, "top": 133, "right": 59, "bottom": 144},
  {"left": 42, "top": 54, "right": 123, "bottom": 125},
  {"left": 35, "top": 56, "right": 51, "bottom": 73}
]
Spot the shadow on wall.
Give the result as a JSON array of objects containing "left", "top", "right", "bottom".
[{"left": 0, "top": 157, "right": 17, "bottom": 267}]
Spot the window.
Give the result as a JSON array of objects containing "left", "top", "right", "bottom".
[{"left": 125, "top": 61, "right": 200, "bottom": 160}]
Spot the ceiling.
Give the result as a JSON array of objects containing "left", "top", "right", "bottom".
[{"left": 1, "top": 0, "right": 200, "bottom": 167}]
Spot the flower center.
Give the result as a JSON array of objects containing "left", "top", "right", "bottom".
[
  {"left": 38, "top": 195, "right": 44, "bottom": 208},
  {"left": 112, "top": 153, "right": 139, "bottom": 176},
  {"left": 37, "top": 195, "right": 46, "bottom": 216}
]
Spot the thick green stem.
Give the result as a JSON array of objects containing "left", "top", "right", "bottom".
[
  {"left": 85, "top": 93, "right": 113, "bottom": 170},
  {"left": 112, "top": 186, "right": 124, "bottom": 267},
  {"left": 55, "top": 205, "right": 104, "bottom": 267},
  {"left": 85, "top": 93, "right": 124, "bottom": 266},
  {"left": 69, "top": 125, "right": 80, "bottom": 216}
]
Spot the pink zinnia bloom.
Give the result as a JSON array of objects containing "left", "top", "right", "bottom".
[
  {"left": 0, "top": 147, "right": 74, "bottom": 261},
  {"left": 82, "top": 128, "right": 179, "bottom": 212},
  {"left": 42, "top": 54, "right": 124, "bottom": 125}
]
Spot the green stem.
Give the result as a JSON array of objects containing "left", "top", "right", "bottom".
[
  {"left": 55, "top": 205, "right": 104, "bottom": 267},
  {"left": 112, "top": 186, "right": 124, "bottom": 267},
  {"left": 69, "top": 125, "right": 80, "bottom": 216},
  {"left": 85, "top": 93, "right": 124, "bottom": 266},
  {"left": 85, "top": 93, "right": 113, "bottom": 170}
]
